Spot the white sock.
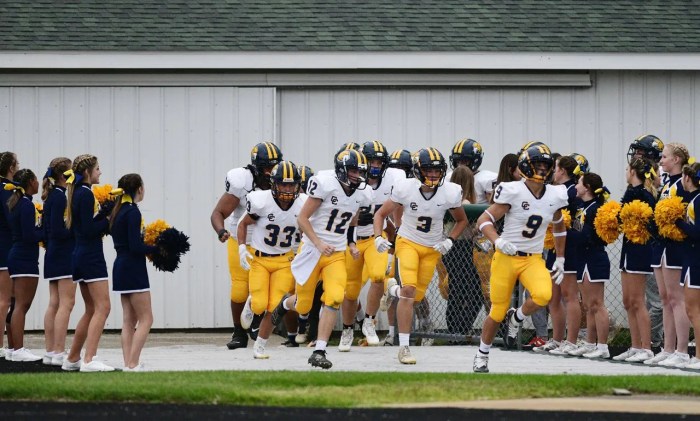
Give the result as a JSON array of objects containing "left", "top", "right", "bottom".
[
  {"left": 515, "top": 307, "right": 526, "bottom": 322},
  {"left": 315, "top": 340, "right": 327, "bottom": 352},
  {"left": 282, "top": 298, "right": 292, "bottom": 311},
  {"left": 255, "top": 337, "right": 268, "bottom": 348},
  {"left": 388, "top": 326, "right": 395, "bottom": 337},
  {"left": 399, "top": 333, "right": 410, "bottom": 347},
  {"left": 389, "top": 284, "right": 400, "bottom": 298},
  {"left": 479, "top": 340, "right": 491, "bottom": 355},
  {"left": 597, "top": 343, "right": 608, "bottom": 351}
]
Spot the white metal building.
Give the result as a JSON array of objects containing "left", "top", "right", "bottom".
[{"left": 1, "top": 2, "right": 700, "bottom": 330}]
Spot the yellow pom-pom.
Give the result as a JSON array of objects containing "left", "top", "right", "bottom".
[
  {"left": 620, "top": 200, "right": 654, "bottom": 245},
  {"left": 144, "top": 219, "right": 171, "bottom": 247},
  {"left": 654, "top": 196, "right": 687, "bottom": 241},
  {"left": 544, "top": 209, "right": 571, "bottom": 250},
  {"left": 91, "top": 184, "right": 113, "bottom": 205},
  {"left": 594, "top": 201, "right": 621, "bottom": 244}
]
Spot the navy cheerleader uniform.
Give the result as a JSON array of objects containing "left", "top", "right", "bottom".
[
  {"left": 619, "top": 185, "right": 657, "bottom": 274},
  {"left": 0, "top": 177, "right": 14, "bottom": 271},
  {"left": 43, "top": 186, "right": 74, "bottom": 281},
  {"left": 652, "top": 174, "right": 688, "bottom": 270},
  {"left": 677, "top": 190, "right": 700, "bottom": 289},
  {"left": 71, "top": 184, "right": 108, "bottom": 283},
  {"left": 574, "top": 199, "right": 610, "bottom": 282},
  {"left": 111, "top": 201, "right": 157, "bottom": 293},
  {"left": 7, "top": 195, "right": 43, "bottom": 278},
  {"left": 546, "top": 179, "right": 581, "bottom": 273}
]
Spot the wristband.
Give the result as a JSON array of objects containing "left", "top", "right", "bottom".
[
  {"left": 447, "top": 236, "right": 456, "bottom": 244},
  {"left": 553, "top": 231, "right": 567, "bottom": 237},
  {"left": 347, "top": 225, "right": 357, "bottom": 245},
  {"left": 478, "top": 221, "right": 493, "bottom": 232}
]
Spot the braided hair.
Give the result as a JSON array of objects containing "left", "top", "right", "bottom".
[
  {"left": 41, "top": 157, "right": 72, "bottom": 201},
  {"left": 65, "top": 154, "right": 98, "bottom": 229},
  {"left": 6, "top": 169, "right": 36, "bottom": 211}
]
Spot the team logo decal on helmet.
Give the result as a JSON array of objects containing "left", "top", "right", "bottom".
[
  {"left": 361, "top": 140, "right": 389, "bottom": 179},
  {"left": 412, "top": 147, "right": 447, "bottom": 188},
  {"left": 335, "top": 150, "right": 368, "bottom": 190},
  {"left": 518, "top": 142, "right": 554, "bottom": 184},
  {"left": 270, "top": 160, "right": 301, "bottom": 201},
  {"left": 627, "top": 134, "right": 664, "bottom": 163},
  {"left": 389, "top": 149, "right": 414, "bottom": 178},
  {"left": 449, "top": 138, "right": 484, "bottom": 171}
]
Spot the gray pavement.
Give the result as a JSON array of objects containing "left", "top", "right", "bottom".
[{"left": 20, "top": 332, "right": 700, "bottom": 375}]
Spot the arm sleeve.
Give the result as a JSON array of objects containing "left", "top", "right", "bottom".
[
  {"left": 49, "top": 194, "right": 71, "bottom": 240},
  {"left": 448, "top": 185, "right": 463, "bottom": 209},
  {"left": 676, "top": 220, "right": 700, "bottom": 241},
  {"left": 78, "top": 193, "right": 109, "bottom": 238},
  {"left": 127, "top": 209, "right": 158, "bottom": 255}
]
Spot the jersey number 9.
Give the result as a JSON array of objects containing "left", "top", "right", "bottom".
[{"left": 521, "top": 215, "right": 543, "bottom": 239}]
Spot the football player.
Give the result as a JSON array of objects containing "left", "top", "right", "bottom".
[
  {"left": 374, "top": 147, "right": 467, "bottom": 364},
  {"left": 237, "top": 161, "right": 305, "bottom": 359},
  {"left": 472, "top": 142, "right": 569, "bottom": 373},
  {"left": 272, "top": 149, "right": 371, "bottom": 369},
  {"left": 210, "top": 142, "right": 282, "bottom": 350}
]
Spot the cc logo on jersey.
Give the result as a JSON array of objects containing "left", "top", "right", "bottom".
[
  {"left": 521, "top": 201, "right": 530, "bottom": 210},
  {"left": 331, "top": 196, "right": 338, "bottom": 205},
  {"left": 410, "top": 202, "right": 418, "bottom": 211},
  {"left": 267, "top": 213, "right": 275, "bottom": 221}
]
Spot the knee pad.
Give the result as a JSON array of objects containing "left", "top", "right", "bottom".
[
  {"left": 489, "top": 302, "right": 508, "bottom": 323},
  {"left": 251, "top": 296, "right": 267, "bottom": 316},
  {"left": 530, "top": 289, "right": 552, "bottom": 307}
]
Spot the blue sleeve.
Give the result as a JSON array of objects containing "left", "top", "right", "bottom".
[
  {"left": 78, "top": 192, "right": 108, "bottom": 238},
  {"left": 21, "top": 202, "right": 43, "bottom": 243},
  {"left": 677, "top": 220, "right": 700, "bottom": 241},
  {"left": 127, "top": 209, "right": 158, "bottom": 255},
  {"left": 50, "top": 194, "right": 71, "bottom": 240}
]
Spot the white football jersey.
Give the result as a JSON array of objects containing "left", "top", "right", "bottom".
[
  {"left": 302, "top": 173, "right": 372, "bottom": 251},
  {"left": 246, "top": 190, "right": 305, "bottom": 255},
  {"left": 292, "top": 193, "right": 309, "bottom": 252},
  {"left": 392, "top": 178, "right": 463, "bottom": 247},
  {"left": 494, "top": 181, "right": 569, "bottom": 254},
  {"left": 474, "top": 169, "right": 497, "bottom": 204},
  {"left": 356, "top": 168, "right": 405, "bottom": 237},
  {"left": 225, "top": 167, "right": 255, "bottom": 242}
]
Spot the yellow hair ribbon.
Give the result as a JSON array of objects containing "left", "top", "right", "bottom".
[
  {"left": 594, "top": 187, "right": 611, "bottom": 201},
  {"left": 645, "top": 167, "right": 658, "bottom": 179},
  {"left": 121, "top": 194, "right": 133, "bottom": 204},
  {"left": 3, "top": 183, "right": 24, "bottom": 194},
  {"left": 573, "top": 165, "right": 582, "bottom": 176},
  {"left": 689, "top": 156, "right": 697, "bottom": 165},
  {"left": 110, "top": 188, "right": 124, "bottom": 196},
  {"left": 63, "top": 169, "right": 75, "bottom": 184}
]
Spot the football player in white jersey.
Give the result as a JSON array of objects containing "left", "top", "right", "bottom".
[
  {"left": 472, "top": 142, "right": 569, "bottom": 373},
  {"left": 271, "top": 149, "right": 371, "bottom": 369},
  {"left": 210, "top": 142, "right": 282, "bottom": 350},
  {"left": 374, "top": 147, "right": 467, "bottom": 364},
  {"left": 340, "top": 140, "right": 403, "bottom": 349},
  {"left": 236, "top": 161, "right": 305, "bottom": 359}
]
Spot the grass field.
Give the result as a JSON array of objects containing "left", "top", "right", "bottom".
[{"left": 1, "top": 371, "right": 699, "bottom": 407}]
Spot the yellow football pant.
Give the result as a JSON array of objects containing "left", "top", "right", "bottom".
[
  {"left": 488, "top": 250, "right": 552, "bottom": 322},
  {"left": 345, "top": 235, "right": 389, "bottom": 300},
  {"left": 249, "top": 251, "right": 296, "bottom": 314},
  {"left": 395, "top": 236, "right": 442, "bottom": 302},
  {"left": 227, "top": 238, "right": 251, "bottom": 303},
  {"left": 294, "top": 244, "right": 347, "bottom": 314}
]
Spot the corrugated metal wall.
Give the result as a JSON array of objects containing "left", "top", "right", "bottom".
[
  {"left": 0, "top": 87, "right": 276, "bottom": 329},
  {"left": 1, "top": 71, "right": 700, "bottom": 329}
]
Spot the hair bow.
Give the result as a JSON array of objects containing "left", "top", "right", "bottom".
[
  {"left": 4, "top": 182, "right": 24, "bottom": 194},
  {"left": 594, "top": 186, "right": 611, "bottom": 201}
]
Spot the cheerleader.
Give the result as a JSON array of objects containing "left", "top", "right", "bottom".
[
  {"left": 110, "top": 174, "right": 157, "bottom": 371},
  {"left": 573, "top": 173, "right": 611, "bottom": 359},
  {"left": 613, "top": 157, "right": 657, "bottom": 362},
  {"left": 61, "top": 154, "right": 114, "bottom": 372},
  {"left": 548, "top": 155, "right": 585, "bottom": 356},
  {"left": 677, "top": 162, "right": 700, "bottom": 369},
  {"left": 649, "top": 143, "right": 693, "bottom": 367},
  {"left": 40, "top": 158, "right": 76, "bottom": 367},
  {"left": 5, "top": 169, "right": 44, "bottom": 361},
  {"left": 0, "top": 151, "right": 19, "bottom": 358}
]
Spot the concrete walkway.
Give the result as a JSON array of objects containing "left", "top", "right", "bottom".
[{"left": 21, "top": 332, "right": 699, "bottom": 375}]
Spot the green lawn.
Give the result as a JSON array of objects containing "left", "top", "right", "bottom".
[{"left": 1, "top": 371, "right": 699, "bottom": 407}]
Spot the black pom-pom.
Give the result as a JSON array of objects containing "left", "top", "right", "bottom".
[
  {"left": 98, "top": 199, "right": 116, "bottom": 220},
  {"left": 151, "top": 227, "right": 190, "bottom": 272}
]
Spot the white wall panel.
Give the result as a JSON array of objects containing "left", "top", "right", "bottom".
[{"left": 0, "top": 87, "right": 275, "bottom": 330}]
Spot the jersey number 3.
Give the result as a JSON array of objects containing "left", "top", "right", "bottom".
[
  {"left": 264, "top": 224, "right": 296, "bottom": 247},
  {"left": 521, "top": 215, "right": 543, "bottom": 239}
]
